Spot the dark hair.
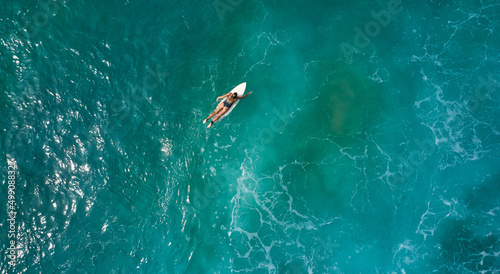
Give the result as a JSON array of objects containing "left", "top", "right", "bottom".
[{"left": 232, "top": 92, "right": 238, "bottom": 97}]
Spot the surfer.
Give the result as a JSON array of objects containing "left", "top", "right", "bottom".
[{"left": 203, "top": 91, "right": 253, "bottom": 128}]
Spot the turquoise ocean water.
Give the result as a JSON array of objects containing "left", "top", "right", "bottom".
[{"left": 1, "top": 0, "right": 500, "bottom": 272}]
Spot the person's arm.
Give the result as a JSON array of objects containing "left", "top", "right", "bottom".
[
  {"left": 236, "top": 91, "right": 253, "bottom": 100},
  {"left": 216, "top": 92, "right": 231, "bottom": 101}
]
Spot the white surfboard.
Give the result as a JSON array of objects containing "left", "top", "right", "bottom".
[{"left": 218, "top": 82, "right": 246, "bottom": 121}]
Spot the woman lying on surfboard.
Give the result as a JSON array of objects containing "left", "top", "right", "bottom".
[{"left": 203, "top": 91, "right": 253, "bottom": 128}]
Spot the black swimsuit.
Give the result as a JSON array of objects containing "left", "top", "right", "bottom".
[{"left": 223, "top": 99, "right": 233, "bottom": 108}]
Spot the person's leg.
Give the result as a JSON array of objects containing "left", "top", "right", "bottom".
[
  {"left": 207, "top": 107, "right": 229, "bottom": 128},
  {"left": 203, "top": 104, "right": 224, "bottom": 124},
  {"left": 213, "top": 107, "right": 229, "bottom": 123}
]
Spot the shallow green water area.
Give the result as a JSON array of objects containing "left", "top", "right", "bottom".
[{"left": 0, "top": 0, "right": 499, "bottom": 273}]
